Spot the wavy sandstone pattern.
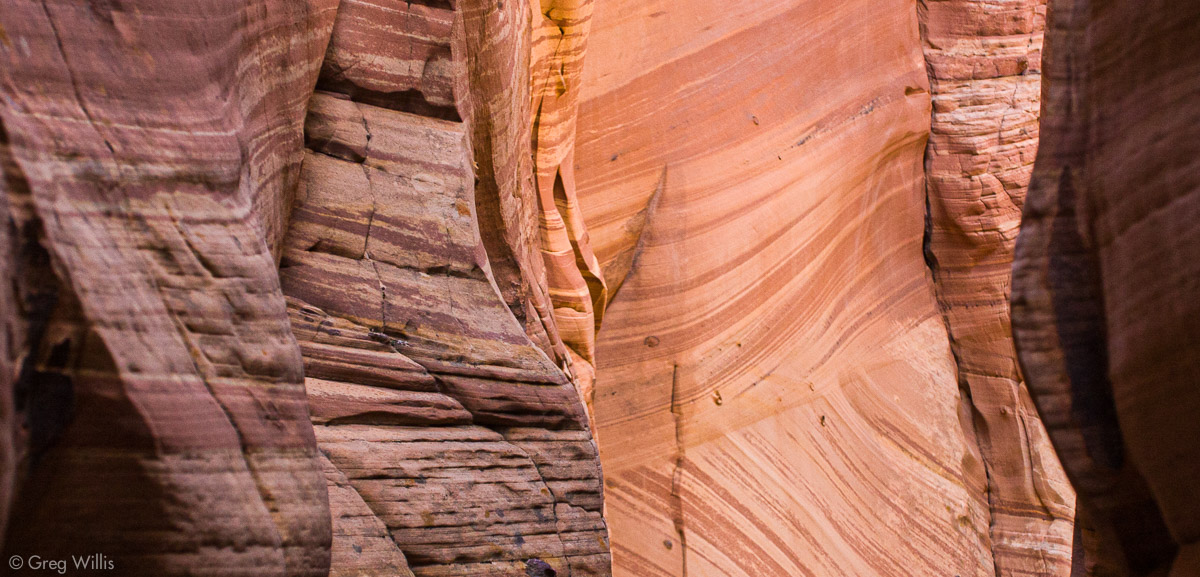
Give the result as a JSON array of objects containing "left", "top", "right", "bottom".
[
  {"left": 12, "top": 0, "right": 1186, "bottom": 575},
  {"left": 919, "top": 1, "right": 1076, "bottom": 575},
  {"left": 573, "top": 0, "right": 1044, "bottom": 575},
  {"left": 1013, "top": 1, "right": 1200, "bottom": 576}
]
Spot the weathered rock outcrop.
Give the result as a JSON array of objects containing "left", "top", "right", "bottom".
[
  {"left": 0, "top": 1, "right": 337, "bottom": 573},
  {"left": 1012, "top": 1, "right": 1200, "bottom": 575},
  {"left": 282, "top": 0, "right": 609, "bottom": 574},
  {"left": 573, "top": 0, "right": 1072, "bottom": 574},
  {"left": 1, "top": 0, "right": 610, "bottom": 575},
  {"left": 920, "top": 1, "right": 1076, "bottom": 574}
]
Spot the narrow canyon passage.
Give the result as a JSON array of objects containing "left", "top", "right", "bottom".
[{"left": 3, "top": 0, "right": 1200, "bottom": 576}]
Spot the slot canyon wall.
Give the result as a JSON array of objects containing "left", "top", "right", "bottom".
[
  {"left": 0, "top": 0, "right": 610, "bottom": 575},
  {"left": 1012, "top": 1, "right": 1200, "bottom": 576},
  {"left": 574, "top": 0, "right": 1074, "bottom": 575},
  {"left": 1, "top": 0, "right": 1196, "bottom": 576}
]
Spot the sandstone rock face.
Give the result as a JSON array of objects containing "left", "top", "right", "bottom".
[
  {"left": 0, "top": 1, "right": 338, "bottom": 574},
  {"left": 1012, "top": 1, "right": 1200, "bottom": 575},
  {"left": 281, "top": 0, "right": 610, "bottom": 575},
  {"left": 572, "top": 0, "right": 1071, "bottom": 574},
  {"left": 1, "top": 0, "right": 610, "bottom": 575},
  {"left": 920, "top": 1, "right": 1076, "bottom": 574},
  {"left": 10, "top": 0, "right": 1176, "bottom": 574}
]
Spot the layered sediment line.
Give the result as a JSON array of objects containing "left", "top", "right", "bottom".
[{"left": 575, "top": 0, "right": 1023, "bottom": 574}]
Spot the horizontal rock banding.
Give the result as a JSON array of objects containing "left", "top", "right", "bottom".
[
  {"left": 919, "top": 1, "right": 1076, "bottom": 574},
  {"left": 281, "top": 1, "right": 610, "bottom": 574}
]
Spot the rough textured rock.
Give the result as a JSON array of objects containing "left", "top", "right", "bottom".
[
  {"left": 281, "top": 0, "right": 610, "bottom": 575},
  {"left": 1012, "top": 1, "right": 1200, "bottom": 576},
  {"left": 919, "top": 1, "right": 1076, "bottom": 574},
  {"left": 1, "top": 0, "right": 611, "bottom": 575},
  {"left": 0, "top": 1, "right": 338, "bottom": 574},
  {"left": 572, "top": 0, "right": 1064, "bottom": 574}
]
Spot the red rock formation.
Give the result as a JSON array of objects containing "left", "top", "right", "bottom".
[
  {"left": 0, "top": 0, "right": 337, "bottom": 573},
  {"left": 0, "top": 0, "right": 611, "bottom": 574},
  {"left": 1012, "top": 1, "right": 1200, "bottom": 575},
  {"left": 574, "top": 0, "right": 1046, "bottom": 575},
  {"left": 919, "top": 1, "right": 1076, "bottom": 574},
  {"left": 281, "top": 0, "right": 610, "bottom": 575}
]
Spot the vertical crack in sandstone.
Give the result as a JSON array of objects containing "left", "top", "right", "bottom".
[
  {"left": 922, "top": 127, "right": 1005, "bottom": 577},
  {"left": 507, "top": 437, "right": 575, "bottom": 576},
  {"left": 668, "top": 363, "right": 688, "bottom": 577}
]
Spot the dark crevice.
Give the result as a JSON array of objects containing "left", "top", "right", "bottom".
[{"left": 315, "top": 84, "right": 461, "bottom": 122}]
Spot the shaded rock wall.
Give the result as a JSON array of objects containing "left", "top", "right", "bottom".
[
  {"left": 1, "top": 0, "right": 610, "bottom": 575},
  {"left": 0, "top": 1, "right": 338, "bottom": 574},
  {"left": 1012, "top": 1, "right": 1200, "bottom": 575},
  {"left": 919, "top": 0, "right": 1076, "bottom": 574}
]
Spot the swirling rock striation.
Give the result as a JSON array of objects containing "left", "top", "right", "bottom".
[{"left": 571, "top": 0, "right": 1064, "bottom": 574}]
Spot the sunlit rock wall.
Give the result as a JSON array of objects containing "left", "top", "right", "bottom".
[
  {"left": 574, "top": 0, "right": 1038, "bottom": 575},
  {"left": 919, "top": 0, "right": 1076, "bottom": 574}
]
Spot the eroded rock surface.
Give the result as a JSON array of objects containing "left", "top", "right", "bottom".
[
  {"left": 281, "top": 0, "right": 610, "bottom": 575},
  {"left": 0, "top": 0, "right": 610, "bottom": 575},
  {"left": 0, "top": 0, "right": 338, "bottom": 573},
  {"left": 1012, "top": 1, "right": 1200, "bottom": 575},
  {"left": 920, "top": 1, "right": 1076, "bottom": 574}
]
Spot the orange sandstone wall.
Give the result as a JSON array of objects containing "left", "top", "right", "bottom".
[
  {"left": 577, "top": 0, "right": 1014, "bottom": 575},
  {"left": 576, "top": 0, "right": 1075, "bottom": 575}
]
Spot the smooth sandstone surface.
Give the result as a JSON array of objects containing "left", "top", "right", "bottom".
[
  {"left": 576, "top": 0, "right": 1074, "bottom": 575},
  {"left": 1013, "top": 1, "right": 1200, "bottom": 576}
]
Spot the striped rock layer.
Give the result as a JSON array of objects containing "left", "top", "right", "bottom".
[
  {"left": 282, "top": 0, "right": 610, "bottom": 576},
  {"left": 575, "top": 0, "right": 1075, "bottom": 576},
  {"left": 0, "top": 0, "right": 338, "bottom": 574},
  {"left": 920, "top": 0, "right": 1076, "bottom": 575},
  {"left": 0, "top": 0, "right": 611, "bottom": 575},
  {"left": 1012, "top": 1, "right": 1200, "bottom": 576}
]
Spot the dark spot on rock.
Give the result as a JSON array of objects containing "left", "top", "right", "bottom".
[
  {"left": 610, "top": 153, "right": 618, "bottom": 161},
  {"left": 663, "top": 539, "right": 673, "bottom": 550},
  {"left": 644, "top": 336, "right": 660, "bottom": 348},
  {"left": 525, "top": 559, "right": 556, "bottom": 577},
  {"left": 352, "top": 544, "right": 362, "bottom": 554},
  {"left": 751, "top": 114, "right": 760, "bottom": 125},
  {"left": 515, "top": 534, "right": 525, "bottom": 546}
]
